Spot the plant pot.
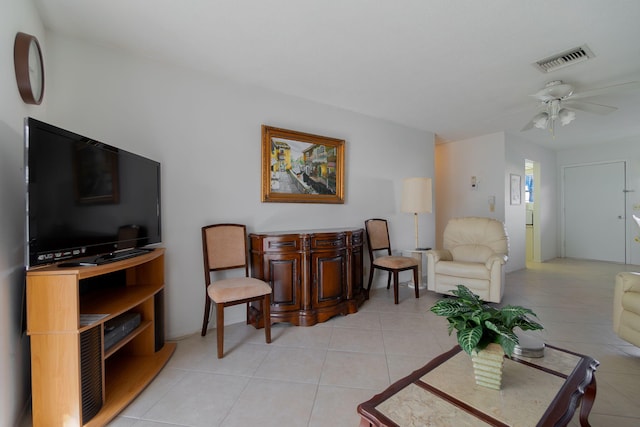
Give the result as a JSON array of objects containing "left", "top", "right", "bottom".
[{"left": 471, "top": 343, "right": 505, "bottom": 390}]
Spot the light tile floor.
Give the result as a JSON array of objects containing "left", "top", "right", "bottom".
[{"left": 106, "top": 259, "right": 640, "bottom": 427}]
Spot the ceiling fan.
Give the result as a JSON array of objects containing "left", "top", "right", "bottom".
[{"left": 521, "top": 80, "right": 640, "bottom": 135}]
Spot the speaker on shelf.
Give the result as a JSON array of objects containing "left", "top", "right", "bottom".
[
  {"left": 154, "top": 289, "right": 165, "bottom": 351},
  {"left": 80, "top": 327, "right": 103, "bottom": 423}
]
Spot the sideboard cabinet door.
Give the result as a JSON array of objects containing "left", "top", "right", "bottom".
[
  {"left": 311, "top": 250, "right": 347, "bottom": 308},
  {"left": 310, "top": 232, "right": 347, "bottom": 309},
  {"left": 264, "top": 253, "right": 302, "bottom": 312}
]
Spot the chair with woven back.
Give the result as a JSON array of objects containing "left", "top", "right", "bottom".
[
  {"left": 364, "top": 218, "right": 420, "bottom": 304},
  {"left": 201, "top": 223, "right": 272, "bottom": 358}
]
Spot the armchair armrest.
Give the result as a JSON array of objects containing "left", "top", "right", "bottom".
[
  {"left": 426, "top": 249, "right": 451, "bottom": 292},
  {"left": 614, "top": 272, "right": 640, "bottom": 346},
  {"left": 485, "top": 254, "right": 508, "bottom": 270},
  {"left": 616, "top": 272, "right": 640, "bottom": 293},
  {"left": 426, "top": 249, "right": 452, "bottom": 263}
]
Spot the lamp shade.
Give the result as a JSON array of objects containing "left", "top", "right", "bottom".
[{"left": 401, "top": 177, "right": 432, "bottom": 214}]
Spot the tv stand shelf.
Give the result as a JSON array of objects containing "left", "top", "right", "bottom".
[
  {"left": 26, "top": 248, "right": 175, "bottom": 427},
  {"left": 80, "top": 284, "right": 161, "bottom": 319},
  {"left": 104, "top": 320, "right": 152, "bottom": 359}
]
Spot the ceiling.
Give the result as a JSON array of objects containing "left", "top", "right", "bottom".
[{"left": 34, "top": 0, "right": 640, "bottom": 150}]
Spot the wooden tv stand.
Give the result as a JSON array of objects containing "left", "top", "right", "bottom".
[{"left": 26, "top": 248, "right": 175, "bottom": 427}]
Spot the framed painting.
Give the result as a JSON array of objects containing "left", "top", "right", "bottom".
[
  {"left": 510, "top": 173, "right": 521, "bottom": 205},
  {"left": 261, "top": 125, "right": 345, "bottom": 203}
]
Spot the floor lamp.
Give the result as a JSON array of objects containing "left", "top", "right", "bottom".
[{"left": 401, "top": 177, "right": 432, "bottom": 250}]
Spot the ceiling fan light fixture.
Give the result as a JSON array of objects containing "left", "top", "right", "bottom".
[
  {"left": 559, "top": 108, "right": 576, "bottom": 126},
  {"left": 533, "top": 112, "right": 549, "bottom": 129}
]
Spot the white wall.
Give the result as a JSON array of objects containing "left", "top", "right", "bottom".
[
  {"left": 435, "top": 132, "right": 558, "bottom": 273},
  {"left": 435, "top": 133, "right": 506, "bottom": 225},
  {"left": 434, "top": 133, "right": 507, "bottom": 253},
  {"left": 557, "top": 136, "right": 640, "bottom": 265},
  {"left": 43, "top": 33, "right": 436, "bottom": 338},
  {"left": 0, "top": 1, "right": 46, "bottom": 425}
]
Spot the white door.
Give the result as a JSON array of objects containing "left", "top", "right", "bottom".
[{"left": 563, "top": 161, "right": 626, "bottom": 262}]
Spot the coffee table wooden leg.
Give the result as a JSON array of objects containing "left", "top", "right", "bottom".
[{"left": 579, "top": 376, "right": 597, "bottom": 427}]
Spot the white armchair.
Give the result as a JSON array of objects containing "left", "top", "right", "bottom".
[
  {"left": 613, "top": 272, "right": 640, "bottom": 347},
  {"left": 426, "top": 217, "right": 509, "bottom": 303}
]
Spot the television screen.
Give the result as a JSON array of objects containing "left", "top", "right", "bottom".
[{"left": 25, "top": 117, "right": 161, "bottom": 267}]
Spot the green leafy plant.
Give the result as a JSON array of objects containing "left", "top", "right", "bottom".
[{"left": 430, "top": 285, "right": 543, "bottom": 357}]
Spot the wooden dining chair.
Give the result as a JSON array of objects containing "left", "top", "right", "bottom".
[
  {"left": 364, "top": 218, "right": 420, "bottom": 304},
  {"left": 201, "top": 224, "right": 272, "bottom": 358}
]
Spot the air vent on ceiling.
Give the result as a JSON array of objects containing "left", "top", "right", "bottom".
[{"left": 533, "top": 45, "right": 595, "bottom": 73}]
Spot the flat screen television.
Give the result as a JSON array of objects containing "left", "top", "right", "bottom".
[{"left": 25, "top": 117, "right": 162, "bottom": 268}]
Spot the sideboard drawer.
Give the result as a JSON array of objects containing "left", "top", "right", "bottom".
[
  {"left": 350, "top": 230, "right": 363, "bottom": 246},
  {"left": 253, "top": 235, "right": 302, "bottom": 253},
  {"left": 311, "top": 234, "right": 346, "bottom": 250}
]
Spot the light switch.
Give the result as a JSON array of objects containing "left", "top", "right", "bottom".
[{"left": 471, "top": 176, "right": 478, "bottom": 190}]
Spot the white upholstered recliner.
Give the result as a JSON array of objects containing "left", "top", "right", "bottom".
[
  {"left": 613, "top": 272, "right": 640, "bottom": 347},
  {"left": 426, "top": 217, "right": 509, "bottom": 303}
]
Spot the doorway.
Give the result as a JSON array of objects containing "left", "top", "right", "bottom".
[
  {"left": 525, "top": 159, "right": 541, "bottom": 262},
  {"left": 563, "top": 161, "right": 626, "bottom": 263}
]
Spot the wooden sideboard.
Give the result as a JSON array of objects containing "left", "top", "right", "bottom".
[{"left": 249, "top": 228, "right": 365, "bottom": 326}]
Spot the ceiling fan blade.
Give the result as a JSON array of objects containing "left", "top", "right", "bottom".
[
  {"left": 570, "top": 81, "right": 640, "bottom": 100},
  {"left": 521, "top": 119, "right": 535, "bottom": 131},
  {"left": 564, "top": 100, "right": 618, "bottom": 115}
]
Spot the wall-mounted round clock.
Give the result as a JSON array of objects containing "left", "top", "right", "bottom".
[{"left": 14, "top": 32, "right": 45, "bottom": 105}]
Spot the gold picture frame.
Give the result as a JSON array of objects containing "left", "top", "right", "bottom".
[{"left": 261, "top": 125, "right": 345, "bottom": 204}]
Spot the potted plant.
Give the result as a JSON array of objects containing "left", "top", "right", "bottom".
[{"left": 430, "top": 285, "right": 543, "bottom": 389}]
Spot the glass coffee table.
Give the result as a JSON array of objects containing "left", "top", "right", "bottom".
[{"left": 358, "top": 344, "right": 599, "bottom": 427}]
